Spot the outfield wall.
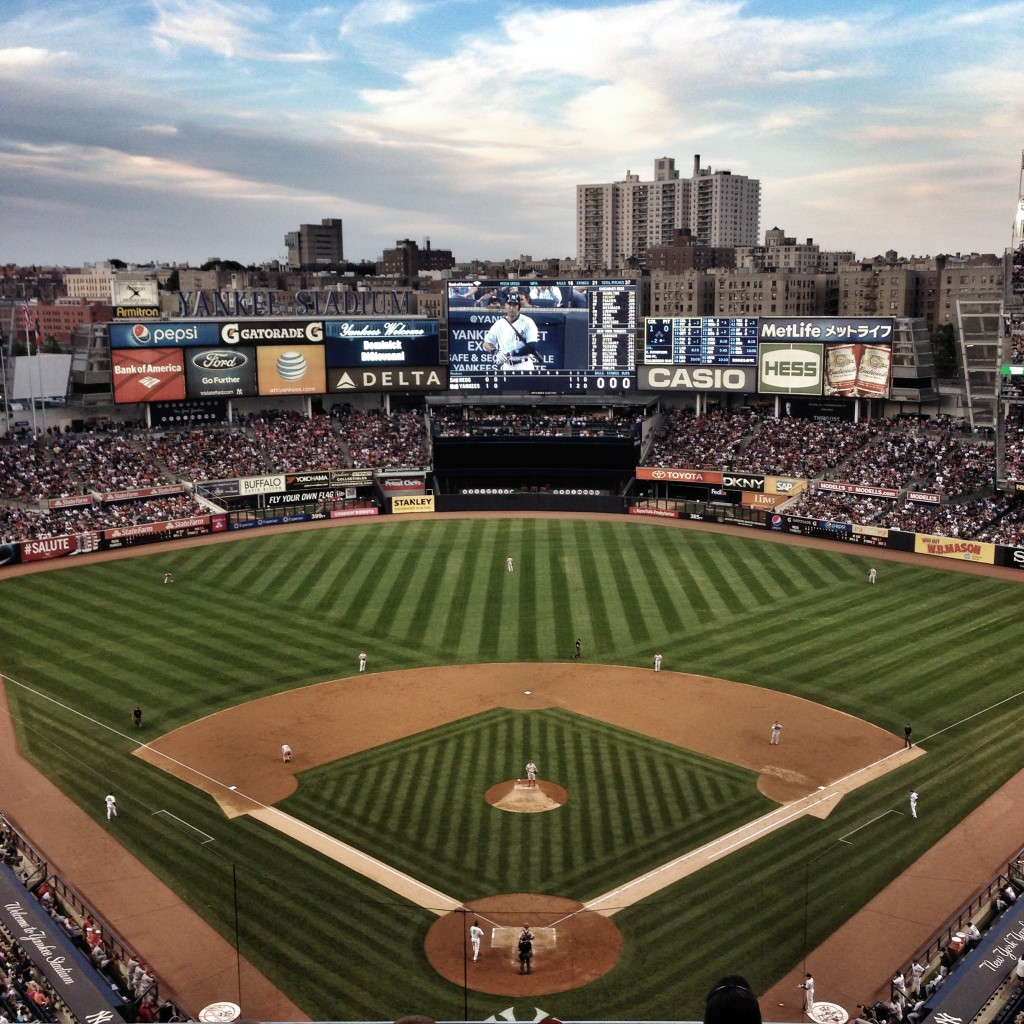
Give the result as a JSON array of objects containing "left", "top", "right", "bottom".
[{"left": 2, "top": 497, "right": 1023, "bottom": 572}]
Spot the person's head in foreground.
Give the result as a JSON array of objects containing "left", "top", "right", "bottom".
[{"left": 704, "top": 974, "right": 762, "bottom": 1024}]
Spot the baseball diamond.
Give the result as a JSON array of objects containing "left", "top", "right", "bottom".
[{"left": 1, "top": 514, "right": 1024, "bottom": 1023}]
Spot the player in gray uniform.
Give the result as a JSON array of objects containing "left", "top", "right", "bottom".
[{"left": 482, "top": 294, "right": 541, "bottom": 369}]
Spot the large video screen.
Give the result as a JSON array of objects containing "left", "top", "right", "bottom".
[{"left": 446, "top": 280, "right": 636, "bottom": 394}]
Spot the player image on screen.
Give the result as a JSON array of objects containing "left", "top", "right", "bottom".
[
  {"left": 446, "top": 279, "right": 636, "bottom": 394},
  {"left": 481, "top": 294, "right": 543, "bottom": 369}
]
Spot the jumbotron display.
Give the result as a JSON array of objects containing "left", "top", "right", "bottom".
[
  {"left": 446, "top": 280, "right": 637, "bottom": 394},
  {"left": 645, "top": 317, "right": 759, "bottom": 366}
]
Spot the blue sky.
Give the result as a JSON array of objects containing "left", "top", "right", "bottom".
[{"left": 1, "top": 0, "right": 1022, "bottom": 268}]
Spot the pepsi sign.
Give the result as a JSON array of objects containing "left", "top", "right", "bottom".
[{"left": 110, "top": 322, "right": 222, "bottom": 348}]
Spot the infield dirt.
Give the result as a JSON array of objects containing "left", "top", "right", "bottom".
[{"left": 2, "top": 513, "right": 1023, "bottom": 1020}]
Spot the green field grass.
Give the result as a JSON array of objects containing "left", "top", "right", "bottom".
[{"left": 3, "top": 517, "right": 1024, "bottom": 1020}]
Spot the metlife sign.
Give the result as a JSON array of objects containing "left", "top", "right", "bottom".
[{"left": 757, "top": 342, "right": 823, "bottom": 395}]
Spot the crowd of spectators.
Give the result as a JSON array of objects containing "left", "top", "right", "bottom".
[
  {"left": 647, "top": 407, "right": 764, "bottom": 468},
  {"left": 648, "top": 409, "right": 996, "bottom": 498},
  {"left": 333, "top": 407, "right": 426, "bottom": 469},
  {"left": 431, "top": 407, "right": 638, "bottom": 439},
  {"left": 0, "top": 495, "right": 200, "bottom": 543},
  {"left": 1, "top": 819, "right": 184, "bottom": 1023},
  {"left": 3, "top": 402, "right": 1024, "bottom": 548}
]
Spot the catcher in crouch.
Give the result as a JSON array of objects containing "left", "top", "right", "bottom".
[{"left": 482, "top": 293, "right": 543, "bottom": 369}]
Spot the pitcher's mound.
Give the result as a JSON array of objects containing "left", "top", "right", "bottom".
[
  {"left": 425, "top": 893, "right": 622, "bottom": 995},
  {"left": 485, "top": 780, "right": 567, "bottom": 813}
]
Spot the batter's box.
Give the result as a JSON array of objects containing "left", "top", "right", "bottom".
[{"left": 492, "top": 926, "right": 556, "bottom": 952}]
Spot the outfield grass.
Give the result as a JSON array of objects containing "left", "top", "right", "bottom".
[{"left": 3, "top": 518, "right": 1024, "bottom": 1020}]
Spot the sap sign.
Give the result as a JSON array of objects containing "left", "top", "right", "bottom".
[{"left": 758, "top": 343, "right": 823, "bottom": 395}]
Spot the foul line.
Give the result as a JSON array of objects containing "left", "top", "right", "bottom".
[
  {"left": 585, "top": 747, "right": 916, "bottom": 916},
  {"left": 246, "top": 806, "right": 462, "bottom": 916},
  {"left": 152, "top": 809, "right": 215, "bottom": 845}
]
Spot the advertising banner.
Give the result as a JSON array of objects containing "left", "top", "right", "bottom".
[
  {"left": 323, "top": 320, "right": 440, "bottom": 366},
  {"left": 328, "top": 366, "right": 448, "bottom": 393},
  {"left": 20, "top": 533, "right": 101, "bottom": 561},
  {"left": 914, "top": 534, "right": 995, "bottom": 564},
  {"left": 110, "top": 322, "right": 222, "bottom": 348},
  {"left": 636, "top": 467, "right": 723, "bottom": 484},
  {"left": 185, "top": 347, "right": 258, "bottom": 398},
  {"left": 819, "top": 481, "right": 900, "bottom": 501},
  {"left": 638, "top": 364, "right": 756, "bottom": 392},
  {"left": 221, "top": 320, "right": 324, "bottom": 345},
  {"left": 105, "top": 516, "right": 211, "bottom": 548},
  {"left": 759, "top": 317, "right": 894, "bottom": 343},
  {"left": 0, "top": 866, "right": 127, "bottom": 1022},
  {"left": 392, "top": 495, "right": 435, "bottom": 514},
  {"left": 112, "top": 348, "right": 186, "bottom": 403},
  {"left": 824, "top": 342, "right": 892, "bottom": 398},
  {"left": 629, "top": 505, "right": 679, "bottom": 518},
  {"left": 255, "top": 345, "right": 326, "bottom": 396},
  {"left": 757, "top": 342, "right": 824, "bottom": 395}
]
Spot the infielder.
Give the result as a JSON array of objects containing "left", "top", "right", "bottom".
[
  {"left": 470, "top": 920, "right": 483, "bottom": 962},
  {"left": 482, "top": 295, "right": 542, "bottom": 369},
  {"left": 282, "top": 743, "right": 292, "bottom": 763},
  {"left": 525, "top": 758, "right": 538, "bottom": 787},
  {"left": 653, "top": 652, "right": 663, "bottom": 671},
  {"left": 359, "top": 650, "right": 367, "bottom": 672},
  {"left": 770, "top": 720, "right": 782, "bottom": 745},
  {"left": 798, "top": 973, "right": 815, "bottom": 1012},
  {"left": 105, "top": 793, "right": 118, "bottom": 820}
]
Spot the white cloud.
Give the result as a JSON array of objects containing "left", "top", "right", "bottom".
[{"left": 0, "top": 46, "right": 58, "bottom": 73}]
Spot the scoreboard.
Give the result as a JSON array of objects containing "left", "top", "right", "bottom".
[
  {"left": 645, "top": 317, "right": 759, "bottom": 366},
  {"left": 589, "top": 284, "right": 636, "bottom": 372},
  {"left": 446, "top": 279, "right": 637, "bottom": 394}
]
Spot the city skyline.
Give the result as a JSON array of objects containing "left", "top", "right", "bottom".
[{"left": 1, "top": 0, "right": 1021, "bottom": 269}]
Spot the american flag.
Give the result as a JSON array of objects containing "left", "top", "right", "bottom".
[{"left": 21, "top": 305, "right": 40, "bottom": 352}]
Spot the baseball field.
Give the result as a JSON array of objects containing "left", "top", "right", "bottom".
[{"left": 2, "top": 512, "right": 1024, "bottom": 1022}]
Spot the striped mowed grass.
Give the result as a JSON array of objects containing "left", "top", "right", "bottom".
[{"left": 2, "top": 516, "right": 1024, "bottom": 1021}]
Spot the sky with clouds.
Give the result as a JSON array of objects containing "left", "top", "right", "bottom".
[{"left": 2, "top": 0, "right": 1022, "bottom": 269}]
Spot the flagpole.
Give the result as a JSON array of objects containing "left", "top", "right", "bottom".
[
  {"left": 21, "top": 305, "right": 38, "bottom": 436},
  {"left": 0, "top": 317, "right": 10, "bottom": 436},
  {"left": 33, "top": 316, "right": 48, "bottom": 436}
]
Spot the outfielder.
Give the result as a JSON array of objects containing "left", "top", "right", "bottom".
[
  {"left": 910, "top": 790, "right": 918, "bottom": 818},
  {"left": 653, "top": 652, "right": 662, "bottom": 671},
  {"left": 470, "top": 920, "right": 483, "bottom": 962},
  {"left": 105, "top": 793, "right": 117, "bottom": 820},
  {"left": 482, "top": 295, "right": 542, "bottom": 369},
  {"left": 868, "top": 567, "right": 877, "bottom": 584},
  {"left": 359, "top": 650, "right": 367, "bottom": 672},
  {"left": 507, "top": 555, "right": 514, "bottom": 572}
]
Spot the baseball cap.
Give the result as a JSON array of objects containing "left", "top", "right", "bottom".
[{"left": 505, "top": 293, "right": 522, "bottom": 305}]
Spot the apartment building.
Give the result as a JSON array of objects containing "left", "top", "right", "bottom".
[{"left": 577, "top": 155, "right": 760, "bottom": 272}]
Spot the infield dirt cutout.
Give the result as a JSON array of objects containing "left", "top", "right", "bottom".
[{"left": 136, "top": 662, "right": 917, "bottom": 996}]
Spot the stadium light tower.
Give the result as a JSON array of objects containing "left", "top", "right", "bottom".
[{"left": 1013, "top": 150, "right": 1024, "bottom": 252}]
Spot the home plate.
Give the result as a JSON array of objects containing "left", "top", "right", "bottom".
[{"left": 492, "top": 925, "right": 556, "bottom": 953}]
